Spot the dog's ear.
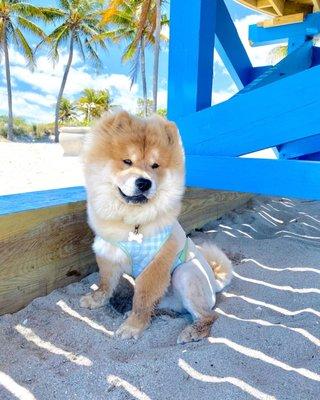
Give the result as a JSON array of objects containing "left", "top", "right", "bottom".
[
  {"left": 99, "top": 110, "right": 132, "bottom": 133},
  {"left": 112, "top": 110, "right": 132, "bottom": 131},
  {"left": 163, "top": 120, "right": 179, "bottom": 146}
]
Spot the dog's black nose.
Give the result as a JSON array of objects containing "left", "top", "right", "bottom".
[{"left": 135, "top": 178, "right": 152, "bottom": 192}]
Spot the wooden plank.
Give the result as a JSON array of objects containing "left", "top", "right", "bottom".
[
  {"left": 180, "top": 188, "right": 251, "bottom": 231},
  {"left": 269, "top": 0, "right": 285, "bottom": 15},
  {"left": 235, "top": 0, "right": 278, "bottom": 16},
  {"left": 312, "top": 0, "right": 320, "bottom": 11},
  {"left": 258, "top": 13, "right": 305, "bottom": 27},
  {"left": 257, "top": 0, "right": 272, "bottom": 9},
  {"left": 176, "top": 65, "right": 320, "bottom": 157},
  {"left": 186, "top": 156, "right": 320, "bottom": 200},
  {"left": 167, "top": 0, "right": 217, "bottom": 120},
  {"left": 0, "top": 201, "right": 97, "bottom": 315},
  {"left": 215, "top": 0, "right": 253, "bottom": 89}
]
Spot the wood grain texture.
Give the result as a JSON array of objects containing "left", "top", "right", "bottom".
[
  {"left": 0, "top": 201, "right": 97, "bottom": 316},
  {"left": 0, "top": 189, "right": 250, "bottom": 315},
  {"left": 180, "top": 188, "right": 251, "bottom": 231}
]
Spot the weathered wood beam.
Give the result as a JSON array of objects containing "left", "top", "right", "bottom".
[
  {"left": 186, "top": 156, "right": 320, "bottom": 200},
  {"left": 167, "top": 0, "right": 217, "bottom": 120},
  {"left": 176, "top": 65, "right": 320, "bottom": 157}
]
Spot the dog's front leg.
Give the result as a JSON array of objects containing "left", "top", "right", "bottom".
[
  {"left": 116, "top": 236, "right": 178, "bottom": 339},
  {"left": 80, "top": 255, "right": 124, "bottom": 309}
]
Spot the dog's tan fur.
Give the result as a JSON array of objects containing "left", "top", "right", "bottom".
[{"left": 81, "top": 110, "right": 233, "bottom": 343}]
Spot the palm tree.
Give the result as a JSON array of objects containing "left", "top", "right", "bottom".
[
  {"left": 152, "top": 0, "right": 161, "bottom": 112},
  {"left": 102, "top": 0, "right": 168, "bottom": 116},
  {"left": 0, "top": 0, "right": 48, "bottom": 140},
  {"left": 77, "top": 88, "right": 112, "bottom": 122},
  {"left": 41, "top": 0, "right": 108, "bottom": 142},
  {"left": 59, "top": 97, "right": 78, "bottom": 123}
]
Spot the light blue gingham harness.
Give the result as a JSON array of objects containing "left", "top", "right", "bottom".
[{"left": 107, "top": 226, "right": 188, "bottom": 278}]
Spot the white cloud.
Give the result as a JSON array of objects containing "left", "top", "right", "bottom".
[
  {"left": 212, "top": 83, "right": 238, "bottom": 105},
  {"left": 234, "top": 14, "right": 283, "bottom": 67},
  {"left": 157, "top": 89, "right": 167, "bottom": 109},
  {"left": 0, "top": 48, "right": 141, "bottom": 122}
]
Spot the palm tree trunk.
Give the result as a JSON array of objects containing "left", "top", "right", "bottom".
[
  {"left": 152, "top": 0, "right": 161, "bottom": 113},
  {"left": 3, "top": 35, "right": 14, "bottom": 141},
  {"left": 54, "top": 35, "right": 74, "bottom": 142},
  {"left": 140, "top": 37, "right": 148, "bottom": 117}
]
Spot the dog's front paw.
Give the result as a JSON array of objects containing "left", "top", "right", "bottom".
[
  {"left": 115, "top": 315, "right": 149, "bottom": 340},
  {"left": 80, "top": 290, "right": 108, "bottom": 309}
]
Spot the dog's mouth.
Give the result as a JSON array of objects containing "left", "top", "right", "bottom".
[{"left": 118, "top": 188, "right": 148, "bottom": 204}]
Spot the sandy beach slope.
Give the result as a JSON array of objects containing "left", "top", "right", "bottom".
[{"left": 0, "top": 196, "right": 319, "bottom": 400}]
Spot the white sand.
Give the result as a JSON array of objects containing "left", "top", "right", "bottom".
[
  {"left": 0, "top": 142, "right": 83, "bottom": 195},
  {"left": 0, "top": 196, "right": 319, "bottom": 400}
]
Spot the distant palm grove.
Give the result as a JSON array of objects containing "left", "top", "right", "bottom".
[{"left": 0, "top": 0, "right": 168, "bottom": 141}]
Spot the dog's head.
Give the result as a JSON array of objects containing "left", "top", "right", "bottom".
[{"left": 83, "top": 111, "right": 185, "bottom": 225}]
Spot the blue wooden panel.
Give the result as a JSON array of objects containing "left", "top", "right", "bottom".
[
  {"left": 186, "top": 156, "right": 320, "bottom": 200},
  {"left": 278, "top": 135, "right": 320, "bottom": 159},
  {"left": 167, "top": 0, "right": 217, "bottom": 120},
  {"left": 0, "top": 186, "right": 86, "bottom": 216},
  {"left": 249, "top": 13, "right": 320, "bottom": 47},
  {"left": 176, "top": 65, "right": 320, "bottom": 156},
  {"left": 215, "top": 0, "right": 252, "bottom": 89},
  {"left": 238, "top": 41, "right": 313, "bottom": 94}
]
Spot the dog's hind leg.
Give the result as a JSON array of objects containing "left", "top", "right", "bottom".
[{"left": 171, "top": 259, "right": 218, "bottom": 344}]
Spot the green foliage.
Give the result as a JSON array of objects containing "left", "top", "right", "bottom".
[
  {"left": 59, "top": 97, "right": 78, "bottom": 123},
  {"left": 77, "top": 88, "right": 113, "bottom": 122},
  {"left": 136, "top": 98, "right": 167, "bottom": 117},
  {"left": 101, "top": 0, "right": 169, "bottom": 84},
  {"left": 40, "top": 0, "right": 108, "bottom": 69},
  {"left": 0, "top": 1, "right": 48, "bottom": 67},
  {"left": 0, "top": 115, "right": 35, "bottom": 138}
]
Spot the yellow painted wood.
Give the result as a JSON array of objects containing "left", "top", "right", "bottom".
[
  {"left": 237, "top": 0, "right": 313, "bottom": 19},
  {"left": 312, "top": 0, "right": 320, "bottom": 11},
  {"left": 270, "top": 0, "right": 285, "bottom": 15},
  {"left": 0, "top": 189, "right": 251, "bottom": 316},
  {"left": 258, "top": 12, "right": 305, "bottom": 26}
]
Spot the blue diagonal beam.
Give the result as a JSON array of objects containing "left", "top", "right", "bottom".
[
  {"left": 239, "top": 41, "right": 313, "bottom": 94},
  {"left": 215, "top": 0, "right": 252, "bottom": 89},
  {"left": 186, "top": 156, "right": 320, "bottom": 200},
  {"left": 278, "top": 135, "right": 320, "bottom": 159},
  {"left": 176, "top": 65, "right": 320, "bottom": 157}
]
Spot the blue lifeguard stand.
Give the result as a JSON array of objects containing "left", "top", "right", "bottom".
[{"left": 167, "top": 0, "right": 320, "bottom": 200}]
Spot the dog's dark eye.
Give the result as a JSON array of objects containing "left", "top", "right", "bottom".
[
  {"left": 123, "top": 159, "right": 132, "bottom": 166},
  {"left": 151, "top": 163, "right": 159, "bottom": 169}
]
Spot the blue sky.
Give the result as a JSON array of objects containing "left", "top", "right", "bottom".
[{"left": 0, "top": 1, "right": 276, "bottom": 123}]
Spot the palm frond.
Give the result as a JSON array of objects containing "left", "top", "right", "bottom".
[
  {"left": 14, "top": 27, "right": 34, "bottom": 66},
  {"left": 17, "top": 16, "right": 46, "bottom": 39},
  {"left": 84, "top": 38, "right": 102, "bottom": 69},
  {"left": 102, "top": 0, "right": 125, "bottom": 24}
]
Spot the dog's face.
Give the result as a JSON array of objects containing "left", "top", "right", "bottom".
[{"left": 83, "top": 111, "right": 185, "bottom": 225}]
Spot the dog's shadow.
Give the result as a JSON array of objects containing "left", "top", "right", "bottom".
[{"left": 109, "top": 276, "right": 181, "bottom": 319}]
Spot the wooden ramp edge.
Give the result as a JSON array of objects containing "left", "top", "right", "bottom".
[{"left": 0, "top": 187, "right": 251, "bottom": 316}]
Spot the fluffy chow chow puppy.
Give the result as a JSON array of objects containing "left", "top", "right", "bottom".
[{"left": 80, "top": 110, "right": 232, "bottom": 344}]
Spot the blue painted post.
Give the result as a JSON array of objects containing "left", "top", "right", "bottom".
[{"left": 167, "top": 0, "right": 217, "bottom": 120}]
